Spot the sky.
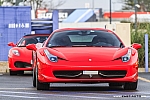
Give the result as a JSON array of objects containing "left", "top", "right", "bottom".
[{"left": 56, "top": 0, "right": 124, "bottom": 12}]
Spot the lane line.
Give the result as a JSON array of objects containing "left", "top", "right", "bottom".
[
  {"left": 138, "top": 77, "right": 150, "bottom": 83},
  {"left": 0, "top": 91, "right": 37, "bottom": 94},
  {"left": 0, "top": 90, "right": 112, "bottom": 99},
  {"left": 0, "top": 88, "right": 34, "bottom": 90},
  {"left": 0, "top": 94, "right": 44, "bottom": 99},
  {"left": 1, "top": 90, "right": 150, "bottom": 98},
  {"left": 0, "top": 90, "right": 107, "bottom": 95},
  {"left": 0, "top": 77, "right": 150, "bottom": 99}
]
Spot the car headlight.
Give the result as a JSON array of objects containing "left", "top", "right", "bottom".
[
  {"left": 44, "top": 49, "right": 58, "bottom": 62},
  {"left": 122, "top": 49, "right": 132, "bottom": 62},
  {"left": 12, "top": 50, "right": 20, "bottom": 56}
]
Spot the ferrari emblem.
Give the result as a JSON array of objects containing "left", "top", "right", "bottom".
[
  {"left": 89, "top": 74, "right": 92, "bottom": 78},
  {"left": 89, "top": 59, "right": 92, "bottom": 61}
]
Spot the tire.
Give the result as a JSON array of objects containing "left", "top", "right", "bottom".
[
  {"left": 109, "top": 83, "right": 123, "bottom": 87},
  {"left": 33, "top": 68, "right": 36, "bottom": 87},
  {"left": 33, "top": 52, "right": 37, "bottom": 87},
  {"left": 9, "top": 70, "right": 17, "bottom": 76},
  {"left": 123, "top": 81, "right": 138, "bottom": 90},
  {"left": 36, "top": 67, "right": 49, "bottom": 90}
]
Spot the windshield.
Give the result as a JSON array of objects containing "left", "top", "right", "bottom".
[
  {"left": 47, "top": 30, "right": 123, "bottom": 48},
  {"left": 17, "top": 36, "right": 48, "bottom": 47}
]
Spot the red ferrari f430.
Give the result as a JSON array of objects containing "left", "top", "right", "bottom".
[
  {"left": 8, "top": 34, "right": 49, "bottom": 75},
  {"left": 26, "top": 28, "right": 141, "bottom": 90}
]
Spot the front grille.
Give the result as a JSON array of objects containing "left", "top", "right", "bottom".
[
  {"left": 53, "top": 70, "right": 127, "bottom": 79},
  {"left": 99, "top": 70, "right": 127, "bottom": 78},
  {"left": 14, "top": 61, "right": 32, "bottom": 68},
  {"left": 53, "top": 71, "right": 82, "bottom": 78}
]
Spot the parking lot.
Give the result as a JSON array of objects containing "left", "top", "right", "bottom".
[{"left": 0, "top": 72, "right": 150, "bottom": 100}]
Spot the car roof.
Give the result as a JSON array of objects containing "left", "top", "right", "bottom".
[
  {"left": 23, "top": 34, "right": 50, "bottom": 37},
  {"left": 53, "top": 28, "right": 112, "bottom": 33}
]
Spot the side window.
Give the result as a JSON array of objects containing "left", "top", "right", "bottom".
[
  {"left": 25, "top": 38, "right": 38, "bottom": 45},
  {"left": 17, "top": 39, "right": 26, "bottom": 46},
  {"left": 20, "top": 40, "right": 26, "bottom": 46}
]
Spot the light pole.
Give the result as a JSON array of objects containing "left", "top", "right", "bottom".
[{"left": 110, "top": 0, "right": 112, "bottom": 24}]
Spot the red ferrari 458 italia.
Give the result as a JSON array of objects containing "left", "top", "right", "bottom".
[
  {"left": 26, "top": 28, "right": 141, "bottom": 90},
  {"left": 8, "top": 34, "right": 49, "bottom": 75}
]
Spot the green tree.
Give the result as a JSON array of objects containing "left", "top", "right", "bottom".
[
  {"left": 122, "top": 0, "right": 150, "bottom": 12},
  {"left": 122, "top": 0, "right": 134, "bottom": 10},
  {"left": 24, "top": 0, "right": 65, "bottom": 17},
  {"left": 1, "top": 0, "right": 65, "bottom": 16},
  {"left": 0, "top": 1, "right": 2, "bottom": 6}
]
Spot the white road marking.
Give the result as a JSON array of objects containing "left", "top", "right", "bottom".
[
  {"left": 138, "top": 77, "right": 150, "bottom": 83},
  {"left": 0, "top": 90, "right": 112, "bottom": 99},
  {"left": 0, "top": 88, "right": 34, "bottom": 90},
  {"left": 0, "top": 91, "right": 37, "bottom": 94},
  {"left": 0, "top": 90, "right": 150, "bottom": 99},
  {"left": 0, "top": 76, "right": 150, "bottom": 99},
  {"left": 0, "top": 94, "right": 44, "bottom": 99}
]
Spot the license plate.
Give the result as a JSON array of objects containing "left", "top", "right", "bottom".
[{"left": 83, "top": 71, "right": 98, "bottom": 75}]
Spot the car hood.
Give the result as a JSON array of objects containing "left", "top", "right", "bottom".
[
  {"left": 11, "top": 47, "right": 32, "bottom": 58},
  {"left": 47, "top": 47, "right": 129, "bottom": 62}
]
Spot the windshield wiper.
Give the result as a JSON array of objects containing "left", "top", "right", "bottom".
[
  {"left": 92, "top": 45, "right": 115, "bottom": 47},
  {"left": 72, "top": 45, "right": 87, "bottom": 47}
]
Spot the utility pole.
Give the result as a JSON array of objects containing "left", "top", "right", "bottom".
[{"left": 110, "top": 0, "right": 112, "bottom": 24}]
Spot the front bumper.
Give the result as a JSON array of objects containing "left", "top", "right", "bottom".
[
  {"left": 40, "top": 72, "right": 137, "bottom": 83},
  {"left": 8, "top": 57, "right": 32, "bottom": 71},
  {"left": 38, "top": 61, "right": 138, "bottom": 83}
]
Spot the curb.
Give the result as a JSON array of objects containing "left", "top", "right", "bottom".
[
  {"left": 138, "top": 68, "right": 150, "bottom": 72},
  {"left": 0, "top": 61, "right": 9, "bottom": 73}
]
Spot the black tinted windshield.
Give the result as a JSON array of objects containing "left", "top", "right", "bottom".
[
  {"left": 17, "top": 36, "right": 48, "bottom": 47},
  {"left": 47, "top": 30, "right": 122, "bottom": 47}
]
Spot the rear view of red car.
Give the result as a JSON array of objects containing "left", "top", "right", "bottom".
[{"left": 8, "top": 34, "right": 49, "bottom": 75}]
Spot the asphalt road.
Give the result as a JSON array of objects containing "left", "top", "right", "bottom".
[{"left": 0, "top": 72, "right": 150, "bottom": 100}]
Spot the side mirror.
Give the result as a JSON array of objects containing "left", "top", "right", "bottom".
[
  {"left": 132, "top": 43, "right": 142, "bottom": 50},
  {"left": 26, "top": 44, "right": 37, "bottom": 51},
  {"left": 8, "top": 42, "right": 16, "bottom": 47}
]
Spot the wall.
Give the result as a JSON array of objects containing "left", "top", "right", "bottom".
[
  {"left": 0, "top": 7, "right": 31, "bottom": 61},
  {"left": 59, "top": 22, "right": 120, "bottom": 28},
  {"left": 59, "top": 22, "right": 131, "bottom": 46},
  {"left": 105, "top": 23, "right": 131, "bottom": 46}
]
